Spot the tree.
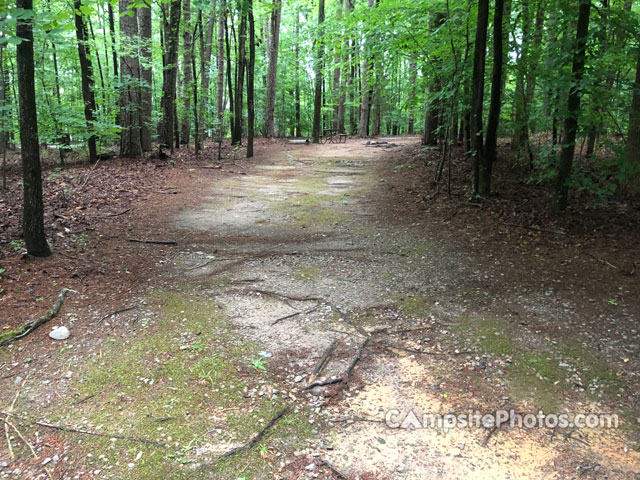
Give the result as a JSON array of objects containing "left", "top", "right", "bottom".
[
  {"left": 480, "top": 0, "right": 505, "bottom": 195},
  {"left": 138, "top": 2, "right": 152, "bottom": 151},
  {"left": 312, "top": 0, "right": 325, "bottom": 143},
  {"left": 119, "top": 0, "right": 142, "bottom": 157},
  {"left": 264, "top": 0, "right": 281, "bottom": 137},
  {"left": 358, "top": 0, "right": 374, "bottom": 138},
  {"left": 159, "top": 0, "right": 181, "bottom": 152},
  {"left": 552, "top": 0, "right": 591, "bottom": 212},
  {"left": 622, "top": 50, "right": 640, "bottom": 197},
  {"left": 74, "top": 0, "right": 98, "bottom": 163},
  {"left": 232, "top": 0, "right": 247, "bottom": 145},
  {"left": 470, "top": 0, "right": 489, "bottom": 194},
  {"left": 17, "top": 0, "right": 50, "bottom": 256},
  {"left": 181, "top": 0, "right": 193, "bottom": 145},
  {"left": 407, "top": 58, "right": 416, "bottom": 135},
  {"left": 216, "top": 0, "right": 225, "bottom": 139},
  {"left": 247, "top": 0, "right": 255, "bottom": 157}
]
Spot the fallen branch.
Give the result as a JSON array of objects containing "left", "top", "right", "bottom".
[
  {"left": 219, "top": 407, "right": 289, "bottom": 459},
  {"left": 385, "top": 344, "right": 470, "bottom": 356},
  {"left": 128, "top": 238, "right": 177, "bottom": 245},
  {"left": 0, "top": 289, "right": 71, "bottom": 347},
  {"left": 271, "top": 304, "right": 322, "bottom": 326},
  {"left": 318, "top": 459, "right": 348, "bottom": 479},
  {"left": 310, "top": 339, "right": 339, "bottom": 380},
  {"left": 34, "top": 420, "right": 166, "bottom": 448},
  {"left": 504, "top": 222, "right": 564, "bottom": 235},
  {"left": 303, "top": 378, "right": 343, "bottom": 391},
  {"left": 345, "top": 337, "right": 372, "bottom": 384},
  {"left": 98, "top": 306, "right": 136, "bottom": 323},
  {"left": 102, "top": 208, "right": 130, "bottom": 218},
  {"left": 482, "top": 425, "right": 498, "bottom": 447}
]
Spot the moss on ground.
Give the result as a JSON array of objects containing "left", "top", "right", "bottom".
[
  {"left": 39, "top": 291, "right": 308, "bottom": 479},
  {"left": 395, "top": 294, "right": 434, "bottom": 318},
  {"left": 293, "top": 266, "right": 322, "bottom": 282}
]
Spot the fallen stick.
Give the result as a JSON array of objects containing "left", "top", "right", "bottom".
[
  {"left": 386, "top": 344, "right": 470, "bottom": 356},
  {"left": 219, "top": 407, "right": 289, "bottom": 459},
  {"left": 0, "top": 289, "right": 71, "bottom": 347},
  {"left": 98, "top": 306, "right": 136, "bottom": 323},
  {"left": 128, "top": 239, "right": 177, "bottom": 245},
  {"left": 303, "top": 378, "right": 343, "bottom": 391},
  {"left": 482, "top": 425, "right": 498, "bottom": 447},
  {"left": 271, "top": 304, "right": 322, "bottom": 326},
  {"left": 318, "top": 459, "right": 348, "bottom": 479},
  {"left": 312, "top": 340, "right": 339, "bottom": 377},
  {"left": 345, "top": 336, "right": 372, "bottom": 384},
  {"left": 102, "top": 208, "right": 131, "bottom": 218},
  {"left": 34, "top": 420, "right": 166, "bottom": 448}
]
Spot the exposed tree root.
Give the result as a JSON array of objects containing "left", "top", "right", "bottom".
[
  {"left": 0, "top": 289, "right": 71, "bottom": 347},
  {"left": 219, "top": 407, "right": 289, "bottom": 459}
]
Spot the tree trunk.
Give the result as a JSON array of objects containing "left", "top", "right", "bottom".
[
  {"left": 471, "top": 0, "right": 489, "bottom": 194},
  {"left": 294, "top": 6, "right": 301, "bottom": 137},
  {"left": 225, "top": 15, "right": 234, "bottom": 137},
  {"left": 17, "top": 0, "right": 50, "bottom": 256},
  {"left": 119, "top": 0, "right": 142, "bottom": 157},
  {"left": 138, "top": 3, "right": 152, "bottom": 151},
  {"left": 159, "top": 0, "right": 181, "bottom": 153},
  {"left": 199, "top": 0, "right": 216, "bottom": 140},
  {"left": 74, "top": 0, "right": 98, "bottom": 163},
  {"left": 181, "top": 0, "right": 192, "bottom": 145},
  {"left": 312, "top": 0, "right": 325, "bottom": 143},
  {"left": 480, "top": 0, "right": 505, "bottom": 196},
  {"left": 215, "top": 0, "right": 224, "bottom": 138},
  {"left": 246, "top": 0, "right": 255, "bottom": 157},
  {"left": 552, "top": 0, "right": 590, "bottom": 212},
  {"left": 232, "top": 2, "right": 247, "bottom": 145},
  {"left": 108, "top": 2, "right": 119, "bottom": 127},
  {"left": 407, "top": 58, "right": 416, "bottom": 134},
  {"left": 621, "top": 51, "right": 640, "bottom": 197},
  {"left": 264, "top": 0, "right": 281, "bottom": 137}
]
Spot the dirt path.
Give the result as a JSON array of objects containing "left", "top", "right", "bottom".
[{"left": 1, "top": 139, "right": 638, "bottom": 479}]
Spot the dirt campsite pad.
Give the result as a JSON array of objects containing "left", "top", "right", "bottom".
[{"left": 0, "top": 138, "right": 638, "bottom": 479}]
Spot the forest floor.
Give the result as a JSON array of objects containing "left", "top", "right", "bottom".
[{"left": 0, "top": 137, "right": 639, "bottom": 479}]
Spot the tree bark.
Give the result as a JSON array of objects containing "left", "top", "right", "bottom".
[
  {"left": 181, "top": 0, "right": 192, "bottom": 145},
  {"left": 247, "top": 0, "right": 255, "bottom": 157},
  {"left": 480, "top": 0, "right": 505, "bottom": 196},
  {"left": 159, "top": 0, "right": 181, "bottom": 152},
  {"left": 138, "top": 2, "right": 152, "bottom": 151},
  {"left": 622, "top": 51, "right": 640, "bottom": 197},
  {"left": 294, "top": 6, "right": 301, "bottom": 137},
  {"left": 232, "top": 1, "right": 247, "bottom": 145},
  {"left": 74, "top": 0, "right": 98, "bottom": 163},
  {"left": 17, "top": 0, "right": 50, "bottom": 256},
  {"left": 407, "top": 58, "right": 416, "bottom": 134},
  {"left": 119, "top": 0, "right": 142, "bottom": 157},
  {"left": 471, "top": 0, "right": 489, "bottom": 194},
  {"left": 312, "top": 0, "right": 325, "bottom": 143},
  {"left": 552, "top": 0, "right": 590, "bottom": 212},
  {"left": 264, "top": 0, "right": 282, "bottom": 137},
  {"left": 357, "top": 1, "right": 373, "bottom": 139},
  {"left": 216, "top": 0, "right": 225, "bottom": 138},
  {"left": 198, "top": 0, "right": 216, "bottom": 141}
]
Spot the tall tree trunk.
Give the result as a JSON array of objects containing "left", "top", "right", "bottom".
[
  {"left": 552, "top": 0, "right": 590, "bottom": 212},
  {"left": 471, "top": 0, "right": 489, "bottom": 194},
  {"left": 138, "top": 2, "right": 152, "bottom": 151},
  {"left": 215, "top": 0, "right": 224, "bottom": 138},
  {"left": 264, "top": 0, "right": 281, "bottom": 137},
  {"left": 17, "top": 0, "right": 50, "bottom": 256},
  {"left": 423, "top": 12, "right": 445, "bottom": 145},
  {"left": 225, "top": 15, "right": 234, "bottom": 137},
  {"left": 246, "top": 0, "right": 255, "bottom": 157},
  {"left": 294, "top": 6, "right": 301, "bottom": 137},
  {"left": 480, "top": 0, "right": 505, "bottom": 195},
  {"left": 119, "top": 0, "right": 142, "bottom": 157},
  {"left": 199, "top": 0, "right": 216, "bottom": 140},
  {"left": 407, "top": 58, "right": 416, "bottom": 135},
  {"left": 232, "top": 2, "right": 247, "bottom": 145},
  {"left": 108, "top": 1, "right": 119, "bottom": 127},
  {"left": 181, "top": 0, "right": 192, "bottom": 145},
  {"left": 159, "top": 0, "right": 181, "bottom": 152},
  {"left": 312, "top": 0, "right": 325, "bottom": 143},
  {"left": 74, "top": 0, "right": 98, "bottom": 163},
  {"left": 358, "top": 0, "right": 373, "bottom": 139},
  {"left": 621, "top": 51, "right": 640, "bottom": 197}
]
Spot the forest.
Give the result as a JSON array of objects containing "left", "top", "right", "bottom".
[
  {"left": 0, "top": 0, "right": 639, "bottom": 478},
  {"left": 0, "top": 0, "right": 639, "bottom": 254}
]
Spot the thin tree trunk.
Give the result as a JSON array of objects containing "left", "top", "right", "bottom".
[
  {"left": 358, "top": 0, "right": 373, "bottom": 139},
  {"left": 181, "top": 0, "right": 192, "bottom": 145},
  {"left": 471, "top": 0, "right": 489, "bottom": 194},
  {"left": 225, "top": 15, "right": 234, "bottom": 137},
  {"left": 119, "top": 0, "right": 142, "bottom": 157},
  {"left": 294, "top": 6, "right": 301, "bottom": 137},
  {"left": 0, "top": 46, "right": 8, "bottom": 189},
  {"left": 246, "top": 0, "right": 255, "bottom": 157},
  {"left": 480, "top": 0, "right": 505, "bottom": 195},
  {"left": 552, "top": 0, "right": 590, "bottom": 212},
  {"left": 17, "top": 0, "right": 50, "bottom": 256},
  {"left": 199, "top": 0, "right": 216, "bottom": 141},
  {"left": 621, "top": 50, "right": 640, "bottom": 197},
  {"left": 232, "top": 2, "right": 247, "bottom": 145},
  {"left": 138, "top": 2, "right": 152, "bottom": 151},
  {"left": 264, "top": 0, "right": 281, "bottom": 137},
  {"left": 159, "top": 0, "right": 181, "bottom": 153},
  {"left": 312, "top": 0, "right": 325, "bottom": 143},
  {"left": 407, "top": 58, "right": 416, "bottom": 135},
  {"left": 216, "top": 0, "right": 224, "bottom": 138}
]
